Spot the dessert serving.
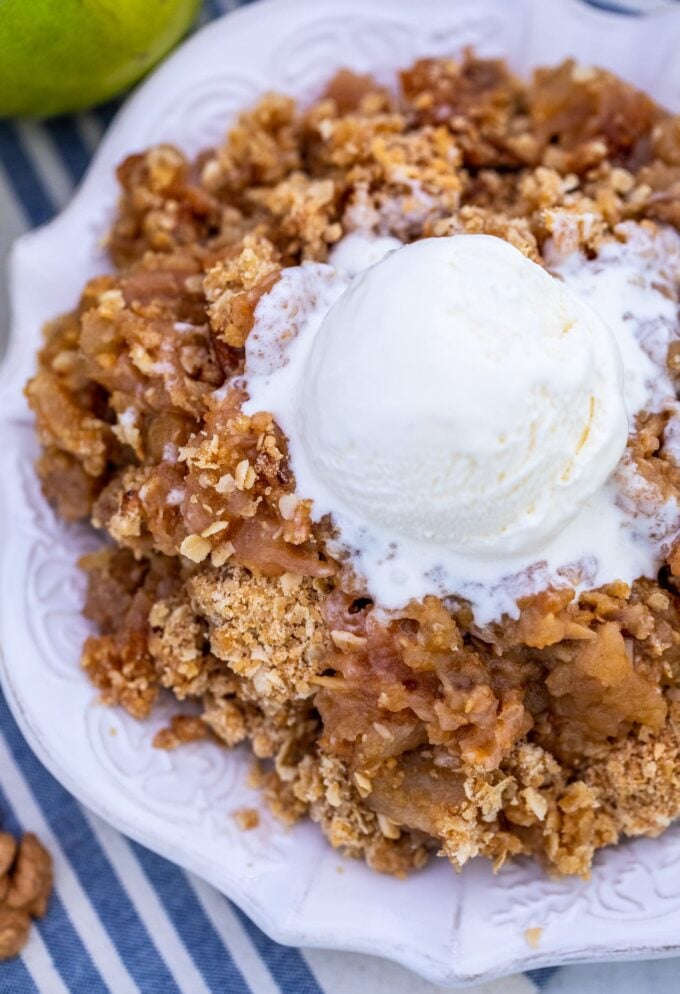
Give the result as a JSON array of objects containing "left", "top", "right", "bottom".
[{"left": 25, "top": 52, "right": 680, "bottom": 879}]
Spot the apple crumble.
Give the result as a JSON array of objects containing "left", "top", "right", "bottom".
[{"left": 26, "top": 54, "right": 680, "bottom": 877}]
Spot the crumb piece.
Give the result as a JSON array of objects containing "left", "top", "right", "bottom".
[
  {"left": 525, "top": 927, "right": 543, "bottom": 949},
  {"left": 180, "top": 534, "right": 212, "bottom": 563},
  {"left": 233, "top": 808, "right": 260, "bottom": 831},
  {"left": 153, "top": 714, "right": 213, "bottom": 750}
]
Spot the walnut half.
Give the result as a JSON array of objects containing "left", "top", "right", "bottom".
[{"left": 0, "top": 832, "right": 53, "bottom": 960}]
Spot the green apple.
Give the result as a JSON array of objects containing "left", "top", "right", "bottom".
[{"left": 0, "top": 0, "right": 202, "bottom": 117}]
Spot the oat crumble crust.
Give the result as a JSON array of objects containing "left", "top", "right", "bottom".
[{"left": 25, "top": 54, "right": 680, "bottom": 878}]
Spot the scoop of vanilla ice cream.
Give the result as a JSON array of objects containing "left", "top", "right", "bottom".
[{"left": 298, "top": 234, "right": 628, "bottom": 558}]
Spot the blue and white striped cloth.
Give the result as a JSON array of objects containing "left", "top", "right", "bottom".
[{"left": 2, "top": 1, "right": 680, "bottom": 991}]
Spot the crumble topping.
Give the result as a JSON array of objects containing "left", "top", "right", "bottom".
[{"left": 25, "top": 53, "right": 680, "bottom": 878}]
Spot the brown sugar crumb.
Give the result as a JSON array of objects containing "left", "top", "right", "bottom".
[
  {"left": 24, "top": 51, "right": 680, "bottom": 880},
  {"left": 0, "top": 833, "right": 53, "bottom": 960},
  {"left": 203, "top": 235, "right": 281, "bottom": 348},
  {"left": 232, "top": 808, "right": 260, "bottom": 831},
  {"left": 188, "top": 566, "right": 330, "bottom": 702},
  {"left": 153, "top": 714, "right": 213, "bottom": 750}
]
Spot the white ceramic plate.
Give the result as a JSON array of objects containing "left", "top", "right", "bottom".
[{"left": 3, "top": 0, "right": 680, "bottom": 984}]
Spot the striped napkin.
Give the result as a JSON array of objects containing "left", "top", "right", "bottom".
[{"left": 1, "top": 1, "right": 680, "bottom": 991}]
